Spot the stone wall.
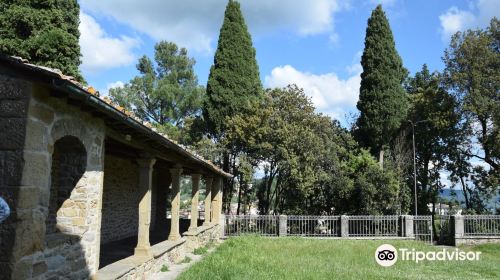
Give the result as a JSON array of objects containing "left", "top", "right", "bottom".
[
  {"left": 108, "top": 225, "right": 220, "bottom": 280},
  {"left": 0, "top": 74, "right": 31, "bottom": 279},
  {"left": 6, "top": 83, "right": 106, "bottom": 279},
  {"left": 184, "top": 225, "right": 219, "bottom": 251},
  {"left": 455, "top": 237, "right": 500, "bottom": 246},
  {"left": 101, "top": 155, "right": 140, "bottom": 244}
]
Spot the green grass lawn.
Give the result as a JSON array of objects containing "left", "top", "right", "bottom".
[{"left": 178, "top": 236, "right": 500, "bottom": 280}]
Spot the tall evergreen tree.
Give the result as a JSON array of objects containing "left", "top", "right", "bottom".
[
  {"left": 203, "top": 0, "right": 262, "bottom": 211},
  {"left": 204, "top": 0, "right": 262, "bottom": 137},
  {"left": 355, "top": 5, "right": 408, "bottom": 167},
  {"left": 0, "top": 0, "right": 83, "bottom": 81},
  {"left": 110, "top": 41, "right": 204, "bottom": 143}
]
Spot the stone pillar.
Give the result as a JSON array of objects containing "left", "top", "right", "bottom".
[
  {"left": 188, "top": 174, "right": 201, "bottom": 232},
  {"left": 203, "top": 177, "right": 213, "bottom": 226},
  {"left": 399, "top": 215, "right": 414, "bottom": 238},
  {"left": 451, "top": 215, "right": 464, "bottom": 246},
  {"left": 220, "top": 213, "right": 226, "bottom": 238},
  {"left": 279, "top": 215, "right": 288, "bottom": 236},
  {"left": 211, "top": 177, "right": 223, "bottom": 225},
  {"left": 168, "top": 167, "right": 183, "bottom": 241},
  {"left": 340, "top": 215, "right": 349, "bottom": 237},
  {"left": 134, "top": 158, "right": 156, "bottom": 258}
]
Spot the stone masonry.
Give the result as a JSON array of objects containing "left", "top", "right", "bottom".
[
  {"left": 101, "top": 155, "right": 140, "bottom": 244},
  {"left": 4, "top": 81, "right": 106, "bottom": 279},
  {"left": 0, "top": 57, "right": 229, "bottom": 280}
]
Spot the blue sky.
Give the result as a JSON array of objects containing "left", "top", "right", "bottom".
[{"left": 78, "top": 0, "right": 499, "bottom": 126}]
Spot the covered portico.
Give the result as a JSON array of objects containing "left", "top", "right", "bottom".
[
  {"left": 97, "top": 132, "right": 226, "bottom": 273},
  {"left": 0, "top": 55, "right": 230, "bottom": 280}
]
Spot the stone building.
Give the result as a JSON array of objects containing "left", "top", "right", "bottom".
[{"left": 0, "top": 55, "right": 230, "bottom": 279}]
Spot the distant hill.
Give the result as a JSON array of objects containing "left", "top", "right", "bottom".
[{"left": 439, "top": 188, "right": 500, "bottom": 210}]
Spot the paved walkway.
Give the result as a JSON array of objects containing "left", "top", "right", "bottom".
[{"left": 154, "top": 247, "right": 217, "bottom": 280}]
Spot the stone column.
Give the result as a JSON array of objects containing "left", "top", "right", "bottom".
[
  {"left": 203, "top": 177, "right": 213, "bottom": 226},
  {"left": 188, "top": 174, "right": 201, "bottom": 232},
  {"left": 279, "top": 215, "right": 288, "bottom": 236},
  {"left": 134, "top": 158, "right": 156, "bottom": 258},
  {"left": 340, "top": 215, "right": 349, "bottom": 237},
  {"left": 452, "top": 215, "right": 464, "bottom": 246},
  {"left": 217, "top": 178, "right": 224, "bottom": 224},
  {"left": 211, "top": 177, "right": 223, "bottom": 225},
  {"left": 399, "top": 215, "right": 414, "bottom": 238},
  {"left": 168, "top": 167, "right": 183, "bottom": 241}
]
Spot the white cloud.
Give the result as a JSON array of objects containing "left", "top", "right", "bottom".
[
  {"left": 100, "top": 81, "right": 125, "bottom": 97},
  {"left": 264, "top": 64, "right": 361, "bottom": 121},
  {"left": 439, "top": 0, "right": 500, "bottom": 41},
  {"left": 80, "top": 0, "right": 344, "bottom": 53},
  {"left": 439, "top": 7, "right": 476, "bottom": 41},
  {"left": 79, "top": 12, "right": 139, "bottom": 73}
]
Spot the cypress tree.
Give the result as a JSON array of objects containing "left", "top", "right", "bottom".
[
  {"left": 204, "top": 0, "right": 262, "bottom": 137},
  {"left": 355, "top": 5, "right": 408, "bottom": 167},
  {"left": 0, "top": 0, "right": 83, "bottom": 81},
  {"left": 204, "top": 0, "right": 261, "bottom": 212}
]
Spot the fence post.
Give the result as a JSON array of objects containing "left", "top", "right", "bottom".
[
  {"left": 279, "top": 215, "right": 287, "bottom": 237},
  {"left": 399, "top": 215, "right": 414, "bottom": 238},
  {"left": 451, "top": 215, "right": 464, "bottom": 246},
  {"left": 219, "top": 214, "right": 225, "bottom": 238},
  {"left": 340, "top": 215, "right": 349, "bottom": 237}
]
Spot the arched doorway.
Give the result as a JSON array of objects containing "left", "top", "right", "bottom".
[{"left": 46, "top": 136, "right": 87, "bottom": 235}]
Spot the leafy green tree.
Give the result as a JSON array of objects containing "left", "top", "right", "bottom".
[
  {"left": 443, "top": 18, "right": 499, "bottom": 172},
  {"left": 246, "top": 85, "right": 324, "bottom": 214},
  {"left": 203, "top": 0, "right": 262, "bottom": 211},
  {"left": 347, "top": 150, "right": 401, "bottom": 215},
  {"left": 355, "top": 5, "right": 408, "bottom": 167},
  {"left": 406, "top": 65, "right": 462, "bottom": 215},
  {"left": 443, "top": 18, "right": 499, "bottom": 213},
  {"left": 110, "top": 41, "right": 204, "bottom": 141},
  {"left": 0, "top": 0, "right": 83, "bottom": 80},
  {"left": 248, "top": 85, "right": 401, "bottom": 215}
]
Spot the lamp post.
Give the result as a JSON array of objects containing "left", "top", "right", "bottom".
[{"left": 408, "top": 120, "right": 431, "bottom": 216}]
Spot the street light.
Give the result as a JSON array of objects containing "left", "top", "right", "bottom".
[{"left": 408, "top": 120, "right": 431, "bottom": 216}]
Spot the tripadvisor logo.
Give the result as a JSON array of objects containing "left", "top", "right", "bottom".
[
  {"left": 375, "top": 244, "right": 482, "bottom": 267},
  {"left": 375, "top": 244, "right": 398, "bottom": 267}
]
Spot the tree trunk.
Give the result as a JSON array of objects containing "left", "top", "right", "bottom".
[
  {"left": 460, "top": 176, "right": 470, "bottom": 209},
  {"left": 222, "top": 152, "right": 230, "bottom": 213},
  {"left": 431, "top": 195, "right": 437, "bottom": 240},
  {"left": 236, "top": 174, "right": 243, "bottom": 215}
]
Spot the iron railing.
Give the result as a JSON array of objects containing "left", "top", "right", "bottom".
[
  {"left": 224, "top": 215, "right": 278, "bottom": 236},
  {"left": 414, "top": 215, "right": 433, "bottom": 243},
  {"left": 434, "top": 215, "right": 452, "bottom": 245},
  {"left": 347, "top": 215, "right": 399, "bottom": 237},
  {"left": 464, "top": 215, "right": 500, "bottom": 236},
  {"left": 287, "top": 215, "right": 340, "bottom": 237},
  {"left": 222, "top": 215, "right": 441, "bottom": 244}
]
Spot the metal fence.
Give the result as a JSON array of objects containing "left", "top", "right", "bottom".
[
  {"left": 287, "top": 215, "right": 340, "bottom": 237},
  {"left": 223, "top": 214, "right": 500, "bottom": 245},
  {"left": 434, "top": 215, "right": 452, "bottom": 244},
  {"left": 464, "top": 215, "right": 500, "bottom": 236},
  {"left": 347, "top": 215, "right": 399, "bottom": 237},
  {"left": 414, "top": 215, "right": 433, "bottom": 243},
  {"left": 224, "top": 215, "right": 278, "bottom": 236}
]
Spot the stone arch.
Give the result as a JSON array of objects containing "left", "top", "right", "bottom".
[
  {"left": 50, "top": 118, "right": 90, "bottom": 151},
  {"left": 45, "top": 135, "right": 87, "bottom": 235},
  {"left": 50, "top": 118, "right": 104, "bottom": 169}
]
